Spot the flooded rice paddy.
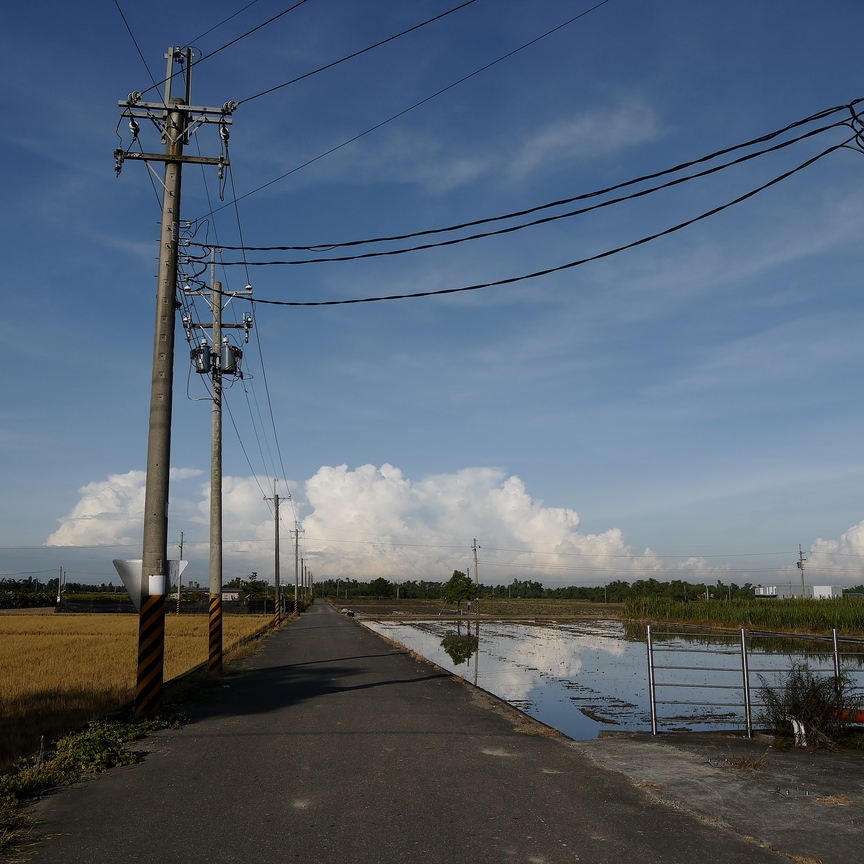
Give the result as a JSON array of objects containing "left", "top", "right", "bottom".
[{"left": 362, "top": 617, "right": 864, "bottom": 740}]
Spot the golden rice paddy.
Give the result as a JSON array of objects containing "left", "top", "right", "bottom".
[{"left": 0, "top": 613, "right": 272, "bottom": 770}]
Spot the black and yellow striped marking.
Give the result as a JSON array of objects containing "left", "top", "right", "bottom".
[
  {"left": 208, "top": 594, "right": 223, "bottom": 673},
  {"left": 136, "top": 593, "right": 165, "bottom": 715}
]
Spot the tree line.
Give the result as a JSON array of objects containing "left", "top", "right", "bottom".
[
  {"left": 315, "top": 575, "right": 771, "bottom": 602},
  {"left": 5, "top": 574, "right": 862, "bottom": 610}
]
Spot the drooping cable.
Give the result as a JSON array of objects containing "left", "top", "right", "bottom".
[
  {"left": 198, "top": 0, "right": 617, "bottom": 217},
  {"left": 112, "top": 0, "right": 164, "bottom": 103},
  {"left": 200, "top": 101, "right": 859, "bottom": 254},
  {"left": 186, "top": 0, "right": 264, "bottom": 46},
  {"left": 209, "top": 118, "right": 848, "bottom": 265},
  {"left": 214, "top": 137, "right": 852, "bottom": 307},
  {"left": 136, "top": 1, "right": 315, "bottom": 99},
  {"left": 247, "top": 310, "right": 296, "bottom": 521},
  {"left": 222, "top": 388, "right": 272, "bottom": 502},
  {"left": 237, "top": 0, "right": 482, "bottom": 106}
]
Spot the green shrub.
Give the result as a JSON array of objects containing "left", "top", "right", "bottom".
[{"left": 758, "top": 663, "right": 862, "bottom": 748}]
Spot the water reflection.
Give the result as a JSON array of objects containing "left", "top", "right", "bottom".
[
  {"left": 441, "top": 622, "right": 479, "bottom": 666},
  {"left": 365, "top": 618, "right": 649, "bottom": 740},
  {"left": 362, "top": 617, "right": 864, "bottom": 741}
]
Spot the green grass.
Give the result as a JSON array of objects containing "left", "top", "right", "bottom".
[{"left": 624, "top": 596, "right": 864, "bottom": 634}]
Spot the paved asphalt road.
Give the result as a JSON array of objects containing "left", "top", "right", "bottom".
[{"left": 27, "top": 601, "right": 852, "bottom": 863}]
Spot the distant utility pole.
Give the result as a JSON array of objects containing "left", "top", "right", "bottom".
[
  {"left": 291, "top": 524, "right": 304, "bottom": 613},
  {"left": 797, "top": 544, "right": 808, "bottom": 599},
  {"left": 186, "top": 266, "right": 251, "bottom": 673},
  {"left": 472, "top": 538, "right": 481, "bottom": 614},
  {"left": 175, "top": 532, "right": 184, "bottom": 614},
  {"left": 116, "top": 47, "right": 236, "bottom": 713},
  {"left": 266, "top": 481, "right": 282, "bottom": 628}
]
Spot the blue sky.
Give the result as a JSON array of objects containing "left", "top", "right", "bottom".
[{"left": 4, "top": 0, "right": 864, "bottom": 588}]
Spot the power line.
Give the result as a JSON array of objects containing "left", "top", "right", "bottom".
[
  {"left": 217, "top": 137, "right": 851, "bottom": 307},
  {"left": 222, "top": 388, "right": 271, "bottom": 502},
  {"left": 247, "top": 311, "right": 297, "bottom": 523},
  {"left": 138, "top": 1, "right": 314, "bottom": 98},
  {"left": 112, "top": 0, "right": 164, "bottom": 103},
  {"left": 186, "top": 0, "right": 265, "bottom": 46},
  {"left": 237, "top": 0, "right": 483, "bottom": 106},
  {"left": 479, "top": 547, "right": 799, "bottom": 559},
  {"left": 206, "top": 118, "right": 847, "bottom": 265},
  {"left": 197, "top": 100, "right": 859, "bottom": 252},
  {"left": 199, "top": 0, "right": 616, "bottom": 216}
]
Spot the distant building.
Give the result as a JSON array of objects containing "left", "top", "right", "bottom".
[
  {"left": 755, "top": 585, "right": 843, "bottom": 599},
  {"left": 222, "top": 590, "right": 240, "bottom": 601}
]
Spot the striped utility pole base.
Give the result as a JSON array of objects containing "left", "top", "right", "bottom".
[
  {"left": 208, "top": 594, "right": 223, "bottom": 673},
  {"left": 136, "top": 593, "right": 165, "bottom": 715}
]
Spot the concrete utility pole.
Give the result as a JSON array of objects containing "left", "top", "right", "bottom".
[
  {"left": 176, "top": 532, "right": 184, "bottom": 614},
  {"left": 267, "top": 481, "right": 282, "bottom": 627},
  {"left": 292, "top": 524, "right": 303, "bottom": 613},
  {"left": 797, "top": 544, "right": 808, "bottom": 599},
  {"left": 209, "top": 276, "right": 224, "bottom": 670},
  {"left": 473, "top": 538, "right": 480, "bottom": 614},
  {"left": 187, "top": 266, "right": 251, "bottom": 672},
  {"left": 116, "top": 47, "right": 235, "bottom": 713}
]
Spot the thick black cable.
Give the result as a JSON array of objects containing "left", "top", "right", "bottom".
[
  {"left": 200, "top": 100, "right": 860, "bottom": 252},
  {"left": 209, "top": 118, "right": 846, "bottom": 265},
  {"left": 237, "top": 0, "right": 483, "bottom": 105},
  {"left": 218, "top": 138, "right": 849, "bottom": 307}
]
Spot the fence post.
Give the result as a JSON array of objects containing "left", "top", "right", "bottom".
[
  {"left": 740, "top": 628, "right": 752, "bottom": 738},
  {"left": 832, "top": 628, "right": 841, "bottom": 679},
  {"left": 647, "top": 624, "right": 658, "bottom": 735}
]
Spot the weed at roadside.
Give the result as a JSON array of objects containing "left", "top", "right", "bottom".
[
  {"left": 0, "top": 714, "right": 184, "bottom": 810},
  {"left": 758, "top": 663, "right": 862, "bottom": 749}
]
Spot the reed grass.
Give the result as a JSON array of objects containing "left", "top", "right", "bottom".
[
  {"left": 0, "top": 614, "right": 272, "bottom": 770},
  {"left": 623, "top": 596, "right": 864, "bottom": 634}
]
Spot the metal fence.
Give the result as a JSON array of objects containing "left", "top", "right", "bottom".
[{"left": 646, "top": 624, "right": 864, "bottom": 736}]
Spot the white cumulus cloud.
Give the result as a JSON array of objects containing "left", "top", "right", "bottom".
[
  {"left": 45, "top": 468, "right": 203, "bottom": 548},
  {"left": 807, "top": 523, "right": 864, "bottom": 587},
  {"left": 46, "top": 463, "right": 728, "bottom": 584}
]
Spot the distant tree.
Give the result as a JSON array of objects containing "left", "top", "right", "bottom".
[
  {"left": 441, "top": 570, "right": 475, "bottom": 609},
  {"left": 368, "top": 577, "right": 394, "bottom": 599},
  {"left": 238, "top": 572, "right": 268, "bottom": 601}
]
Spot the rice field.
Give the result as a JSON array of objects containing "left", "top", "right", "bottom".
[{"left": 0, "top": 613, "right": 272, "bottom": 770}]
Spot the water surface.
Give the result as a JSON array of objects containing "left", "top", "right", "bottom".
[{"left": 363, "top": 618, "right": 861, "bottom": 740}]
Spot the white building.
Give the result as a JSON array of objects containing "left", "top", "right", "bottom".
[{"left": 754, "top": 585, "right": 843, "bottom": 599}]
